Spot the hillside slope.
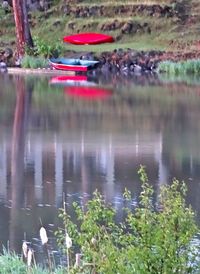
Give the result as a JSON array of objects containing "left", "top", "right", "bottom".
[{"left": 0, "top": 0, "right": 200, "bottom": 53}]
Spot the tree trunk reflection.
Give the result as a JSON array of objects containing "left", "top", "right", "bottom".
[{"left": 10, "top": 76, "right": 32, "bottom": 252}]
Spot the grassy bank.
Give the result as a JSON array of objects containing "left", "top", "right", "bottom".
[
  {"left": 1, "top": 0, "right": 200, "bottom": 54},
  {"left": 158, "top": 59, "right": 200, "bottom": 75}
]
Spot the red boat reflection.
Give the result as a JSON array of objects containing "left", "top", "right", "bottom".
[
  {"left": 65, "top": 86, "right": 112, "bottom": 100},
  {"left": 50, "top": 75, "right": 88, "bottom": 84},
  {"left": 50, "top": 75, "right": 97, "bottom": 87}
]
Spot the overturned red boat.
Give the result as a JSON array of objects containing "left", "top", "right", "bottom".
[{"left": 63, "top": 32, "right": 114, "bottom": 45}]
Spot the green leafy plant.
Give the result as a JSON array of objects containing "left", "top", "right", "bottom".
[
  {"left": 33, "top": 36, "right": 63, "bottom": 58},
  {"left": 25, "top": 36, "right": 64, "bottom": 58},
  {"left": 55, "top": 166, "right": 199, "bottom": 274}
]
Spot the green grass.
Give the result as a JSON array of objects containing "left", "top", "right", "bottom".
[
  {"left": 29, "top": 0, "right": 178, "bottom": 53},
  {"left": 60, "top": 35, "right": 167, "bottom": 52},
  {"left": 1, "top": 0, "right": 200, "bottom": 54},
  {"left": 0, "top": 250, "right": 27, "bottom": 274},
  {"left": 0, "top": 1, "right": 177, "bottom": 51},
  {"left": 77, "top": 0, "right": 172, "bottom": 4},
  {"left": 158, "top": 59, "right": 200, "bottom": 75},
  {"left": 0, "top": 249, "right": 66, "bottom": 274},
  {"left": 21, "top": 55, "right": 49, "bottom": 69},
  {"left": 78, "top": 1, "right": 172, "bottom": 6},
  {"left": 32, "top": 16, "right": 66, "bottom": 44}
]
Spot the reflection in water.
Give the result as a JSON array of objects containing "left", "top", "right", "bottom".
[
  {"left": 49, "top": 75, "right": 97, "bottom": 87},
  {"left": 10, "top": 76, "right": 32, "bottom": 252},
  {"left": 65, "top": 86, "right": 112, "bottom": 100},
  {"left": 0, "top": 73, "right": 200, "bottom": 254}
]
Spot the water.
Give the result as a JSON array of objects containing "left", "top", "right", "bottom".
[{"left": 0, "top": 72, "right": 200, "bottom": 256}]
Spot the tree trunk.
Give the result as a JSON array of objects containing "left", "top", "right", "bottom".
[
  {"left": 22, "top": 0, "right": 34, "bottom": 47},
  {"left": 12, "top": 0, "right": 33, "bottom": 58},
  {"left": 12, "top": 0, "right": 25, "bottom": 58}
]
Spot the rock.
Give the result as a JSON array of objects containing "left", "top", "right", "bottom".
[
  {"left": 81, "top": 52, "right": 94, "bottom": 61},
  {"left": 96, "top": 49, "right": 168, "bottom": 74},
  {"left": 6, "top": 0, "right": 12, "bottom": 7},
  {"left": 2, "top": 1, "right": 10, "bottom": 13},
  {"left": 39, "top": 0, "right": 49, "bottom": 11},
  {"left": 68, "top": 21, "right": 76, "bottom": 30},
  {"left": 134, "top": 64, "right": 142, "bottom": 74},
  {"left": 115, "top": 34, "right": 122, "bottom": 41},
  {"left": 101, "top": 62, "right": 111, "bottom": 72},
  {"left": 15, "top": 57, "right": 22, "bottom": 67},
  {"left": 52, "top": 20, "right": 61, "bottom": 27},
  {"left": 2, "top": 1, "right": 9, "bottom": 8},
  {"left": 4, "top": 47, "right": 13, "bottom": 59},
  {"left": 0, "top": 62, "right": 7, "bottom": 73},
  {"left": 121, "top": 21, "right": 133, "bottom": 34}
]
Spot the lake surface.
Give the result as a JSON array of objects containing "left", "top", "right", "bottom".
[{"left": 0, "top": 72, "right": 200, "bottom": 258}]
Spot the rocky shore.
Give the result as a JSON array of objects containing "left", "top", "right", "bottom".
[
  {"left": 80, "top": 49, "right": 200, "bottom": 74},
  {"left": 1, "top": 46, "right": 200, "bottom": 74}
]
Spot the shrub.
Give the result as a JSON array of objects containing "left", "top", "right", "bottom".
[
  {"left": 55, "top": 166, "right": 199, "bottom": 274},
  {"left": 25, "top": 36, "right": 64, "bottom": 58}
]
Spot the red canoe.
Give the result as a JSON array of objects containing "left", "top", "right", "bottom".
[
  {"left": 65, "top": 86, "right": 112, "bottom": 100},
  {"left": 63, "top": 33, "right": 114, "bottom": 45}
]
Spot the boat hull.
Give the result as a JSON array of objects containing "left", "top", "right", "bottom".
[
  {"left": 50, "top": 61, "right": 87, "bottom": 72},
  {"left": 49, "top": 58, "right": 99, "bottom": 72},
  {"left": 63, "top": 33, "right": 114, "bottom": 45}
]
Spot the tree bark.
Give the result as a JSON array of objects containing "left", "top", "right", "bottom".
[
  {"left": 22, "top": 0, "right": 34, "bottom": 47},
  {"left": 12, "top": 0, "right": 33, "bottom": 58},
  {"left": 12, "top": 0, "right": 25, "bottom": 58}
]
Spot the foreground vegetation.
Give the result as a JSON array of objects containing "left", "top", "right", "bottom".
[
  {"left": 0, "top": 250, "right": 65, "bottom": 274},
  {"left": 55, "top": 166, "right": 199, "bottom": 274},
  {"left": 0, "top": 166, "right": 199, "bottom": 273}
]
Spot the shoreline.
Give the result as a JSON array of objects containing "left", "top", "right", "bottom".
[
  {"left": 7, "top": 67, "right": 75, "bottom": 75},
  {"left": 3, "top": 49, "right": 200, "bottom": 76}
]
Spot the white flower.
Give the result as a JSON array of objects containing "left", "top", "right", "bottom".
[
  {"left": 75, "top": 253, "right": 82, "bottom": 267},
  {"left": 91, "top": 237, "right": 97, "bottom": 245},
  {"left": 22, "top": 241, "right": 28, "bottom": 258},
  {"left": 65, "top": 233, "right": 72, "bottom": 249},
  {"left": 27, "top": 249, "right": 33, "bottom": 267},
  {"left": 40, "top": 227, "right": 48, "bottom": 245}
]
